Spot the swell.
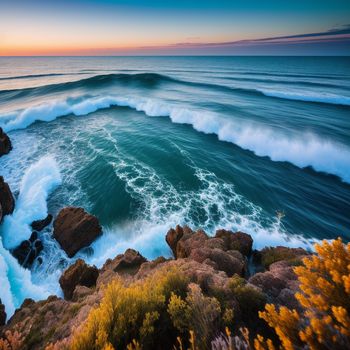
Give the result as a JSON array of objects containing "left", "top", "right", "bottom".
[
  {"left": 0, "top": 72, "right": 177, "bottom": 97},
  {"left": 1, "top": 94, "right": 350, "bottom": 183},
  {"left": 1, "top": 72, "right": 349, "bottom": 107},
  {"left": 0, "top": 73, "right": 67, "bottom": 81}
]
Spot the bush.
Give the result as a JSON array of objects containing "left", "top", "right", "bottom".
[
  {"left": 257, "top": 238, "right": 350, "bottom": 350},
  {"left": 168, "top": 283, "right": 221, "bottom": 349},
  {"left": 260, "top": 247, "right": 304, "bottom": 269},
  {"left": 228, "top": 275, "right": 266, "bottom": 327},
  {"left": 70, "top": 267, "right": 189, "bottom": 350}
]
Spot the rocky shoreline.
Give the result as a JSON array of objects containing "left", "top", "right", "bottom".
[{"left": 0, "top": 132, "right": 310, "bottom": 349}]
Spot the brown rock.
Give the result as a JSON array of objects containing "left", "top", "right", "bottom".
[
  {"left": 53, "top": 207, "right": 102, "bottom": 257},
  {"left": 31, "top": 214, "right": 53, "bottom": 231},
  {"left": 0, "top": 128, "right": 12, "bottom": 157},
  {"left": 215, "top": 230, "right": 253, "bottom": 256},
  {"left": 166, "top": 225, "right": 185, "bottom": 257},
  {"left": 248, "top": 271, "right": 286, "bottom": 298},
  {"left": 99, "top": 249, "right": 147, "bottom": 286},
  {"left": 0, "top": 299, "right": 6, "bottom": 326},
  {"left": 176, "top": 230, "right": 208, "bottom": 258},
  {"left": 59, "top": 259, "right": 99, "bottom": 300},
  {"left": 190, "top": 247, "right": 245, "bottom": 277},
  {"left": 0, "top": 176, "right": 15, "bottom": 221}
]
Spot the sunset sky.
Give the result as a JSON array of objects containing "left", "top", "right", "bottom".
[{"left": 1, "top": 0, "right": 350, "bottom": 55}]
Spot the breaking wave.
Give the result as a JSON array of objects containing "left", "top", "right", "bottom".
[{"left": 1, "top": 95, "right": 350, "bottom": 183}]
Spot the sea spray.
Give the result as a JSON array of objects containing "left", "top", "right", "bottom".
[{"left": 1, "top": 156, "right": 62, "bottom": 249}]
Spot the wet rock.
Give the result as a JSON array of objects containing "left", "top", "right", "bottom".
[
  {"left": 0, "top": 176, "right": 15, "bottom": 221},
  {"left": 0, "top": 128, "right": 12, "bottom": 157},
  {"left": 31, "top": 214, "right": 53, "bottom": 231},
  {"left": 11, "top": 232, "right": 43, "bottom": 268},
  {"left": 53, "top": 207, "right": 102, "bottom": 258},
  {"left": 59, "top": 259, "right": 99, "bottom": 300},
  {"left": 0, "top": 299, "right": 6, "bottom": 326},
  {"left": 215, "top": 230, "right": 253, "bottom": 257}
]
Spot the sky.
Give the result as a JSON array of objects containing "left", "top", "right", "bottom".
[{"left": 0, "top": 0, "right": 349, "bottom": 55}]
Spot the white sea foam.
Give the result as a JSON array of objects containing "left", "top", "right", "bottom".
[
  {"left": 1, "top": 95, "right": 350, "bottom": 183},
  {"left": 84, "top": 143, "right": 313, "bottom": 268},
  {"left": 0, "top": 237, "right": 50, "bottom": 319},
  {"left": 1, "top": 156, "right": 62, "bottom": 249},
  {"left": 259, "top": 89, "right": 350, "bottom": 105}
]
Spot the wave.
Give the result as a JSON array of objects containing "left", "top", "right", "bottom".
[
  {"left": 1, "top": 71, "right": 349, "bottom": 107},
  {"left": 1, "top": 156, "right": 62, "bottom": 249},
  {"left": 0, "top": 156, "right": 61, "bottom": 318},
  {"left": 1, "top": 94, "right": 350, "bottom": 183},
  {"left": 0, "top": 238, "right": 50, "bottom": 319},
  {"left": 259, "top": 89, "right": 350, "bottom": 106},
  {"left": 0, "top": 72, "right": 176, "bottom": 97},
  {"left": 0, "top": 73, "right": 67, "bottom": 81}
]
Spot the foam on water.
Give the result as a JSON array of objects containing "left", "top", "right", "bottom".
[
  {"left": 85, "top": 141, "right": 314, "bottom": 267},
  {"left": 0, "top": 237, "right": 50, "bottom": 319},
  {"left": 259, "top": 88, "right": 350, "bottom": 105},
  {"left": 1, "top": 156, "right": 62, "bottom": 249},
  {"left": 2, "top": 94, "right": 349, "bottom": 183}
]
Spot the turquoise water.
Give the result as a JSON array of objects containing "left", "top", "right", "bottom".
[{"left": 0, "top": 56, "right": 349, "bottom": 315}]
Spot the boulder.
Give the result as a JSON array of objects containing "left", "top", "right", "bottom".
[
  {"left": 0, "top": 176, "right": 15, "bottom": 221},
  {"left": 249, "top": 259, "right": 301, "bottom": 306},
  {"left": 176, "top": 230, "right": 209, "bottom": 259},
  {"left": 59, "top": 259, "right": 99, "bottom": 300},
  {"left": 53, "top": 207, "right": 102, "bottom": 257},
  {"left": 165, "top": 225, "right": 185, "bottom": 257},
  {"left": 0, "top": 299, "right": 6, "bottom": 326},
  {"left": 215, "top": 230, "right": 253, "bottom": 256},
  {"left": 165, "top": 226, "right": 247, "bottom": 277},
  {"left": 31, "top": 214, "right": 53, "bottom": 231},
  {"left": 248, "top": 271, "right": 286, "bottom": 298},
  {"left": 0, "top": 128, "right": 12, "bottom": 157},
  {"left": 12, "top": 231, "right": 43, "bottom": 268}
]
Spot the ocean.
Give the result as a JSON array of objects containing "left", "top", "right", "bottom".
[{"left": 0, "top": 56, "right": 349, "bottom": 316}]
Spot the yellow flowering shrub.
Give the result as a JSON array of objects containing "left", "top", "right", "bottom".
[
  {"left": 168, "top": 283, "right": 221, "bottom": 348},
  {"left": 257, "top": 238, "right": 350, "bottom": 350},
  {"left": 70, "top": 267, "right": 188, "bottom": 350}
]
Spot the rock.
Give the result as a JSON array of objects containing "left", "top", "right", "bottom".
[
  {"left": 190, "top": 247, "right": 246, "bottom": 277},
  {"left": 99, "top": 249, "right": 147, "bottom": 286},
  {"left": 53, "top": 207, "right": 102, "bottom": 257},
  {"left": 248, "top": 271, "right": 286, "bottom": 298},
  {"left": 11, "top": 232, "right": 43, "bottom": 268},
  {"left": 0, "top": 128, "right": 12, "bottom": 157},
  {"left": 31, "top": 214, "right": 53, "bottom": 231},
  {"left": 112, "top": 248, "right": 147, "bottom": 273},
  {"left": 249, "top": 259, "right": 300, "bottom": 306},
  {"left": 0, "top": 299, "right": 6, "bottom": 326},
  {"left": 215, "top": 230, "right": 253, "bottom": 256},
  {"left": 59, "top": 259, "right": 99, "bottom": 300},
  {"left": 165, "top": 226, "right": 247, "bottom": 277},
  {"left": 176, "top": 230, "right": 209, "bottom": 259},
  {"left": 166, "top": 225, "right": 185, "bottom": 257},
  {"left": 0, "top": 176, "right": 15, "bottom": 221}
]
